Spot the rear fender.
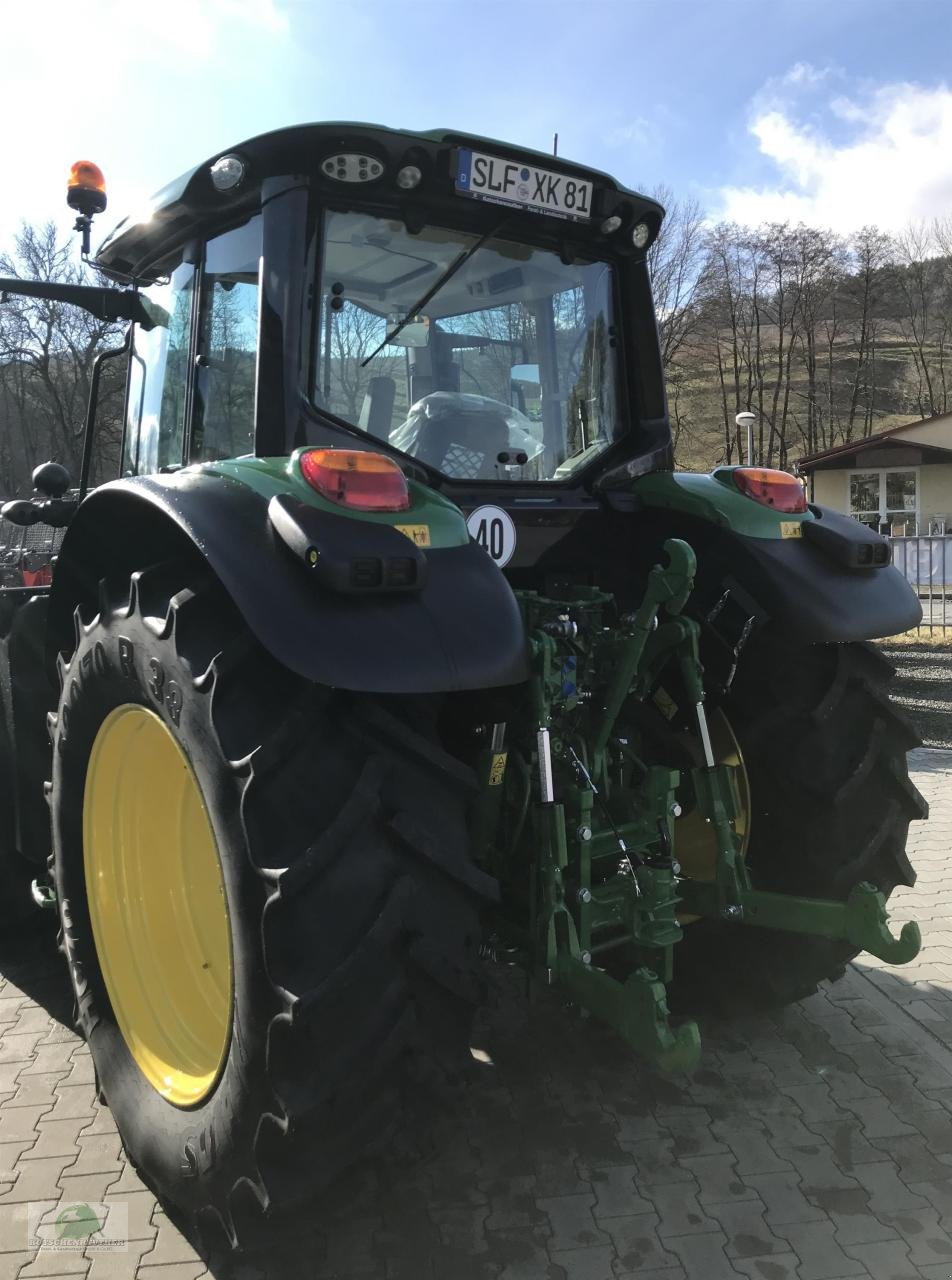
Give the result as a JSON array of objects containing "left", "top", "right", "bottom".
[
  {"left": 629, "top": 472, "right": 921, "bottom": 642},
  {"left": 49, "top": 474, "right": 528, "bottom": 693}
]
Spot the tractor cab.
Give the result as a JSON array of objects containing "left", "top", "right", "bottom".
[{"left": 90, "top": 123, "right": 671, "bottom": 510}]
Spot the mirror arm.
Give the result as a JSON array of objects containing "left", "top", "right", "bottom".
[
  {"left": 0, "top": 277, "right": 155, "bottom": 329},
  {"left": 79, "top": 329, "right": 133, "bottom": 503}
]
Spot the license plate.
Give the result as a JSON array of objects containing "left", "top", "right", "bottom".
[{"left": 455, "top": 149, "right": 592, "bottom": 222}]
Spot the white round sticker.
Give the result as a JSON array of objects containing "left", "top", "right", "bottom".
[{"left": 467, "top": 505, "right": 517, "bottom": 567}]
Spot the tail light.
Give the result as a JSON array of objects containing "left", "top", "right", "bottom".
[
  {"left": 732, "top": 467, "right": 807, "bottom": 514},
  {"left": 298, "top": 449, "right": 410, "bottom": 512}
]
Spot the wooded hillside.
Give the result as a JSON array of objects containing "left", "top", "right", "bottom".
[{"left": 649, "top": 191, "right": 952, "bottom": 470}]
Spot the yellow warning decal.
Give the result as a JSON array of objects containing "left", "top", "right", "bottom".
[
  {"left": 779, "top": 521, "right": 803, "bottom": 539},
  {"left": 396, "top": 524, "right": 431, "bottom": 547},
  {"left": 489, "top": 751, "right": 508, "bottom": 786}
]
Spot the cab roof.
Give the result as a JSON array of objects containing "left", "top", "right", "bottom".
[{"left": 94, "top": 121, "right": 664, "bottom": 283}]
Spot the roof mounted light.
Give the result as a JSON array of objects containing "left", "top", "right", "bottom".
[
  {"left": 321, "top": 153, "right": 385, "bottom": 183},
  {"left": 600, "top": 214, "right": 622, "bottom": 235},
  {"left": 210, "top": 154, "right": 246, "bottom": 192},
  {"left": 67, "top": 161, "right": 107, "bottom": 217},
  {"left": 396, "top": 165, "right": 422, "bottom": 190},
  {"left": 631, "top": 221, "right": 652, "bottom": 250},
  {"left": 299, "top": 449, "right": 410, "bottom": 512}
]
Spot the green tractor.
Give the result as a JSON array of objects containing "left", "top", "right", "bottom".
[{"left": 0, "top": 128, "right": 925, "bottom": 1246}]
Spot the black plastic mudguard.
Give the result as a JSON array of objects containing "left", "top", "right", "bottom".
[
  {"left": 623, "top": 504, "right": 922, "bottom": 643},
  {"left": 50, "top": 474, "right": 528, "bottom": 694}
]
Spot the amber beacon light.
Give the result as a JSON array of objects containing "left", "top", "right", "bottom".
[{"left": 67, "top": 161, "right": 107, "bottom": 217}]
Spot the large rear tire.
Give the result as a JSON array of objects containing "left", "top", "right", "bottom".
[
  {"left": 49, "top": 564, "right": 493, "bottom": 1245},
  {"left": 671, "top": 637, "right": 927, "bottom": 1012}
]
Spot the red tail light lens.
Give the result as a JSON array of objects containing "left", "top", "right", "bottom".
[
  {"left": 732, "top": 467, "right": 807, "bottom": 514},
  {"left": 298, "top": 449, "right": 410, "bottom": 512}
]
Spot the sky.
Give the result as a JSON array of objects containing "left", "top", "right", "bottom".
[{"left": 2, "top": 0, "right": 951, "bottom": 258}]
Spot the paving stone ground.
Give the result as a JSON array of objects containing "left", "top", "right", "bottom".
[{"left": 0, "top": 749, "right": 950, "bottom": 1280}]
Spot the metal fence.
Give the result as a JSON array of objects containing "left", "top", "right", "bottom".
[{"left": 889, "top": 534, "right": 952, "bottom": 634}]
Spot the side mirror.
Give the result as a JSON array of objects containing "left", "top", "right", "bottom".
[{"left": 511, "top": 363, "right": 541, "bottom": 386}]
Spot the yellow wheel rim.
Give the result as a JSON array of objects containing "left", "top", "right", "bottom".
[
  {"left": 83, "top": 705, "right": 233, "bottom": 1108},
  {"left": 675, "top": 709, "right": 751, "bottom": 920}
]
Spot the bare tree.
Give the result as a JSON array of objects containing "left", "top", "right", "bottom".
[{"left": 0, "top": 222, "right": 123, "bottom": 494}]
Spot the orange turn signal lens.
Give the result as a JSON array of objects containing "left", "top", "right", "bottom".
[
  {"left": 68, "top": 161, "right": 106, "bottom": 194},
  {"left": 732, "top": 467, "right": 807, "bottom": 514},
  {"left": 299, "top": 449, "right": 410, "bottom": 512}
]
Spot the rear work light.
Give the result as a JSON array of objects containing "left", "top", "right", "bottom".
[
  {"left": 298, "top": 449, "right": 410, "bottom": 512},
  {"left": 732, "top": 467, "right": 807, "bottom": 514}
]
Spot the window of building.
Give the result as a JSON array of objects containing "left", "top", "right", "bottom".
[
  {"left": 191, "top": 216, "right": 262, "bottom": 462},
  {"left": 849, "top": 468, "right": 918, "bottom": 534}
]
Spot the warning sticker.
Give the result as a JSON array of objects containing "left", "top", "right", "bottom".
[
  {"left": 489, "top": 751, "right": 508, "bottom": 786},
  {"left": 396, "top": 524, "right": 431, "bottom": 547}
]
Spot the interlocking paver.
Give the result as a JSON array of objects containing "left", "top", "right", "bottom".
[
  {"left": 0, "top": 1157, "right": 77, "bottom": 1206},
  {"left": 883, "top": 1208, "right": 952, "bottom": 1267},
  {"left": 585, "top": 1165, "right": 652, "bottom": 1220},
  {"left": 844, "top": 1238, "right": 916, "bottom": 1279},
  {"left": 773, "top": 1220, "right": 870, "bottom": 1277},
  {"left": 137, "top": 1212, "right": 201, "bottom": 1269},
  {"left": 5, "top": 1077, "right": 68, "bottom": 1112},
  {"left": 63, "top": 1136, "right": 122, "bottom": 1182},
  {"left": 84, "top": 1241, "right": 156, "bottom": 1280},
  {"left": 132, "top": 1267, "right": 207, "bottom": 1279},
  {"left": 534, "top": 1194, "right": 608, "bottom": 1251},
  {"left": 743, "top": 1171, "right": 830, "bottom": 1226},
  {"left": 0, "top": 1110, "right": 54, "bottom": 1147},
  {"left": 649, "top": 1182, "right": 718, "bottom": 1236},
  {"left": 546, "top": 1244, "right": 615, "bottom": 1279},
  {"left": 850, "top": 1160, "right": 931, "bottom": 1214},
  {"left": 664, "top": 1231, "right": 745, "bottom": 1280},
  {"left": 103, "top": 1192, "right": 156, "bottom": 1245},
  {"left": 16, "top": 1255, "right": 91, "bottom": 1277},
  {"left": 710, "top": 1200, "right": 787, "bottom": 1258},
  {"left": 21, "top": 1122, "right": 82, "bottom": 1164},
  {"left": 600, "top": 1213, "right": 680, "bottom": 1272},
  {"left": 679, "top": 1153, "right": 760, "bottom": 1205}
]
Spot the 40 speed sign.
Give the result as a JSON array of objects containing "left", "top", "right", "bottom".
[{"left": 466, "top": 505, "right": 516, "bottom": 568}]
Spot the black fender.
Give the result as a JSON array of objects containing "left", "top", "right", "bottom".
[
  {"left": 614, "top": 502, "right": 921, "bottom": 643},
  {"left": 50, "top": 474, "right": 528, "bottom": 694}
]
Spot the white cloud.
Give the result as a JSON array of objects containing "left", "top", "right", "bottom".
[
  {"left": 0, "top": 0, "right": 291, "bottom": 253},
  {"left": 717, "top": 77, "right": 952, "bottom": 233}
]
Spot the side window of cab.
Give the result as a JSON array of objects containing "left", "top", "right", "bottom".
[
  {"left": 191, "top": 216, "right": 261, "bottom": 462},
  {"left": 122, "top": 258, "right": 195, "bottom": 476}
]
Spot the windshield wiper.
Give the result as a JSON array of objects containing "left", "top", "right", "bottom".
[{"left": 361, "top": 220, "right": 505, "bottom": 367}]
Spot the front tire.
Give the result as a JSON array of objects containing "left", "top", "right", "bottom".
[{"left": 49, "top": 564, "right": 492, "bottom": 1244}]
